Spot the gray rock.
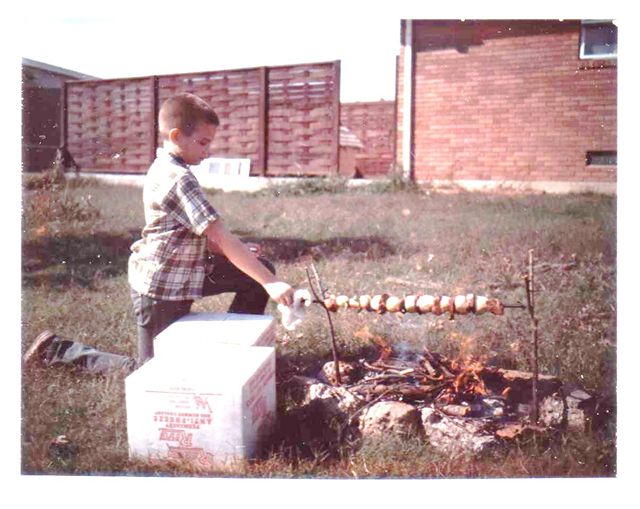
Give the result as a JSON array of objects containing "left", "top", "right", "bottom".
[
  {"left": 420, "top": 407, "right": 497, "bottom": 455},
  {"left": 480, "top": 398, "right": 505, "bottom": 418},
  {"left": 305, "top": 382, "right": 364, "bottom": 418},
  {"left": 317, "top": 361, "right": 359, "bottom": 385},
  {"left": 566, "top": 389, "right": 595, "bottom": 432},
  {"left": 359, "top": 401, "right": 423, "bottom": 438},
  {"left": 540, "top": 393, "right": 567, "bottom": 428}
]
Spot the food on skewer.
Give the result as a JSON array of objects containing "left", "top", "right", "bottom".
[
  {"left": 440, "top": 296, "right": 455, "bottom": 316},
  {"left": 385, "top": 295, "right": 404, "bottom": 313},
  {"left": 404, "top": 294, "right": 418, "bottom": 313},
  {"left": 475, "top": 296, "right": 490, "bottom": 314},
  {"left": 335, "top": 295, "right": 349, "bottom": 308},
  {"left": 321, "top": 292, "right": 505, "bottom": 316},
  {"left": 416, "top": 295, "right": 431, "bottom": 314},
  {"left": 370, "top": 293, "right": 389, "bottom": 314},
  {"left": 454, "top": 293, "right": 475, "bottom": 315},
  {"left": 348, "top": 296, "right": 361, "bottom": 309},
  {"left": 474, "top": 296, "right": 504, "bottom": 315},
  {"left": 358, "top": 294, "right": 372, "bottom": 311},
  {"left": 323, "top": 295, "right": 338, "bottom": 312},
  {"left": 417, "top": 295, "right": 442, "bottom": 315},
  {"left": 487, "top": 298, "right": 504, "bottom": 316}
]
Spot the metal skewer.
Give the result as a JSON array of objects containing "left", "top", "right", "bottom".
[{"left": 309, "top": 298, "right": 526, "bottom": 311}]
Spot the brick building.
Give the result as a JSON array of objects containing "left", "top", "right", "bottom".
[{"left": 395, "top": 20, "right": 617, "bottom": 193}]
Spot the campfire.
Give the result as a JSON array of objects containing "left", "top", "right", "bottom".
[
  {"left": 286, "top": 256, "right": 595, "bottom": 455},
  {"left": 295, "top": 336, "right": 585, "bottom": 455}
]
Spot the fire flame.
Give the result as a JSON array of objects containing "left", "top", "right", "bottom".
[
  {"left": 354, "top": 325, "right": 395, "bottom": 363},
  {"left": 358, "top": 329, "right": 495, "bottom": 406},
  {"left": 438, "top": 356, "right": 488, "bottom": 404},
  {"left": 371, "top": 336, "right": 393, "bottom": 363}
]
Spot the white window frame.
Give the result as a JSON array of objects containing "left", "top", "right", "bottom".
[{"left": 579, "top": 20, "right": 617, "bottom": 60}]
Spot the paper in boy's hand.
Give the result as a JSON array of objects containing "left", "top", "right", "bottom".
[{"left": 278, "top": 289, "right": 312, "bottom": 331}]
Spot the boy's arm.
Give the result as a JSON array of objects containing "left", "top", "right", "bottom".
[
  {"left": 204, "top": 219, "right": 294, "bottom": 307},
  {"left": 206, "top": 238, "right": 224, "bottom": 255},
  {"left": 207, "top": 238, "right": 261, "bottom": 257}
]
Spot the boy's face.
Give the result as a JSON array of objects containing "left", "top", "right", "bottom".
[{"left": 171, "top": 122, "right": 217, "bottom": 165}]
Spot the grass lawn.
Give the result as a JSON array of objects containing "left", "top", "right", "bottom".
[{"left": 21, "top": 173, "right": 616, "bottom": 478}]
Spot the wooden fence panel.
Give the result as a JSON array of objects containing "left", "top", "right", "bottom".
[
  {"left": 340, "top": 101, "right": 395, "bottom": 177},
  {"left": 66, "top": 77, "right": 155, "bottom": 173},
  {"left": 266, "top": 61, "right": 339, "bottom": 175}
]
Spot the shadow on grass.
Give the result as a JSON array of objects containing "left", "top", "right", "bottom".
[
  {"left": 22, "top": 230, "right": 141, "bottom": 290},
  {"left": 242, "top": 235, "right": 396, "bottom": 263},
  {"left": 22, "top": 233, "right": 396, "bottom": 290}
]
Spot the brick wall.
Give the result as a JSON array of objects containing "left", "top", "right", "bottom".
[{"left": 396, "top": 20, "right": 617, "bottom": 185}]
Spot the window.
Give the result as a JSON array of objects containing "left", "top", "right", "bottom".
[
  {"left": 586, "top": 151, "right": 617, "bottom": 166},
  {"left": 580, "top": 20, "right": 617, "bottom": 59}
]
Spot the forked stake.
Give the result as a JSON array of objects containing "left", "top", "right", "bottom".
[{"left": 306, "top": 264, "right": 342, "bottom": 385}]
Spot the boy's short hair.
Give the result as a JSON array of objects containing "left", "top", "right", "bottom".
[{"left": 159, "top": 93, "right": 220, "bottom": 138}]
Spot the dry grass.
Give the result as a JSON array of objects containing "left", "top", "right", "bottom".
[{"left": 21, "top": 174, "right": 616, "bottom": 478}]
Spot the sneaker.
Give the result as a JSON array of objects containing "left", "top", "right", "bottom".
[{"left": 23, "top": 330, "right": 57, "bottom": 366}]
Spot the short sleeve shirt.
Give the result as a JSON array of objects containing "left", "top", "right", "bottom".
[{"left": 128, "top": 148, "right": 219, "bottom": 301}]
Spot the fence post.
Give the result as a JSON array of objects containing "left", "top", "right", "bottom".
[
  {"left": 332, "top": 60, "right": 341, "bottom": 174},
  {"left": 149, "top": 76, "right": 159, "bottom": 165},
  {"left": 258, "top": 66, "right": 268, "bottom": 176}
]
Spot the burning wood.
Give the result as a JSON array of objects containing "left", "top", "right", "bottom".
[
  {"left": 332, "top": 334, "right": 564, "bottom": 426},
  {"left": 352, "top": 351, "right": 494, "bottom": 407},
  {"left": 322, "top": 293, "right": 505, "bottom": 316}
]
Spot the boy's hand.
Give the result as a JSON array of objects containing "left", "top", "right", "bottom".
[{"left": 264, "top": 281, "right": 294, "bottom": 307}]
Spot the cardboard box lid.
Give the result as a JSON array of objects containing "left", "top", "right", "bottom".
[
  {"left": 125, "top": 344, "right": 275, "bottom": 389},
  {"left": 154, "top": 312, "right": 275, "bottom": 353}
]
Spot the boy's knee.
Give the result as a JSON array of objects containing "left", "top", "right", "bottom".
[{"left": 259, "top": 256, "right": 276, "bottom": 276}]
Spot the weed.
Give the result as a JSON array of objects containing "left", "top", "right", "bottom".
[
  {"left": 356, "top": 168, "right": 423, "bottom": 194},
  {"left": 255, "top": 176, "right": 349, "bottom": 197}
]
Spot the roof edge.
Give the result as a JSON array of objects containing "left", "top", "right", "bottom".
[{"left": 22, "top": 58, "right": 98, "bottom": 80}]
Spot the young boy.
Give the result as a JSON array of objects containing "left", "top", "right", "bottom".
[
  {"left": 24, "top": 93, "right": 294, "bottom": 371},
  {"left": 129, "top": 92, "right": 294, "bottom": 364}
]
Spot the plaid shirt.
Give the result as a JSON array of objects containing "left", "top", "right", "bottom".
[{"left": 128, "top": 148, "right": 219, "bottom": 301}]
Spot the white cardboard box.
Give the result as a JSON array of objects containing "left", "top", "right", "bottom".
[
  {"left": 125, "top": 345, "right": 276, "bottom": 469},
  {"left": 153, "top": 313, "right": 275, "bottom": 360}
]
